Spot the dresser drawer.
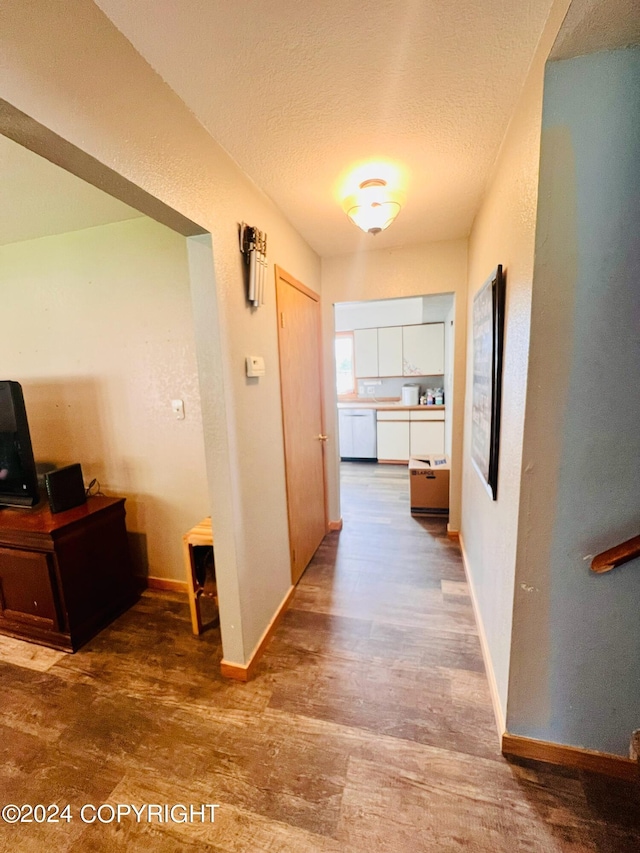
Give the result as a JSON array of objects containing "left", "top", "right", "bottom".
[{"left": 0, "top": 547, "right": 61, "bottom": 631}]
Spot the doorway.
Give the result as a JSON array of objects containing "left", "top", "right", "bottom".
[{"left": 333, "top": 293, "right": 455, "bottom": 516}]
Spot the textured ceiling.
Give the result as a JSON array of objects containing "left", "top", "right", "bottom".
[
  {"left": 551, "top": 0, "right": 640, "bottom": 59},
  {"left": 0, "top": 135, "right": 141, "bottom": 247},
  {"left": 94, "top": 0, "right": 556, "bottom": 257}
]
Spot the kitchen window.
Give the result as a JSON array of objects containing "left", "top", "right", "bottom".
[{"left": 335, "top": 332, "right": 355, "bottom": 396}]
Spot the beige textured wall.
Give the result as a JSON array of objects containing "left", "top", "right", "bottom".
[
  {"left": 1, "top": 217, "right": 210, "bottom": 581},
  {"left": 0, "top": 0, "right": 320, "bottom": 665},
  {"left": 321, "top": 240, "right": 468, "bottom": 530},
  {"left": 461, "top": 0, "right": 572, "bottom": 724}
]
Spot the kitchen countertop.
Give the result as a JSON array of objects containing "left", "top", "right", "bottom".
[{"left": 337, "top": 402, "right": 445, "bottom": 411}]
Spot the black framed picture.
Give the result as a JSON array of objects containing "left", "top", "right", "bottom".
[{"left": 471, "top": 265, "right": 505, "bottom": 500}]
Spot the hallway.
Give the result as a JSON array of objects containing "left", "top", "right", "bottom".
[{"left": 0, "top": 463, "right": 638, "bottom": 851}]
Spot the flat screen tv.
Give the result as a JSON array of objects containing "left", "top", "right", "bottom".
[{"left": 0, "top": 381, "right": 40, "bottom": 507}]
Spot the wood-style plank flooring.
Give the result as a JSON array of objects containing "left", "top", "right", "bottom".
[{"left": 0, "top": 462, "right": 638, "bottom": 851}]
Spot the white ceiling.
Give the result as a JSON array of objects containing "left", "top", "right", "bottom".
[
  {"left": 550, "top": 0, "right": 640, "bottom": 59},
  {"left": 0, "top": 135, "right": 142, "bottom": 247},
  {"left": 94, "top": 0, "right": 557, "bottom": 257}
]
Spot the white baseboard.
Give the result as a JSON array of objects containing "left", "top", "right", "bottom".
[{"left": 458, "top": 532, "right": 506, "bottom": 741}]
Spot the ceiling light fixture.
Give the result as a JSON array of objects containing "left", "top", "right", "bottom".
[{"left": 343, "top": 178, "right": 402, "bottom": 235}]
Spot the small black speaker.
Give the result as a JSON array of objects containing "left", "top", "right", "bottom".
[{"left": 44, "top": 463, "right": 87, "bottom": 514}]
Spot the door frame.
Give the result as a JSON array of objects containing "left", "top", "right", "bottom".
[{"left": 274, "top": 265, "right": 329, "bottom": 580}]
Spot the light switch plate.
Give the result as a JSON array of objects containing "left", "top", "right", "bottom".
[{"left": 246, "top": 356, "right": 265, "bottom": 377}]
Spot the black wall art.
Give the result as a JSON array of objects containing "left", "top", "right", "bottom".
[{"left": 471, "top": 265, "right": 505, "bottom": 500}]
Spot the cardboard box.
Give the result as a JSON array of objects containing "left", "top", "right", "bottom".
[{"left": 409, "top": 456, "right": 449, "bottom": 516}]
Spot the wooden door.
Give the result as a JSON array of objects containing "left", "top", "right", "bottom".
[{"left": 275, "top": 267, "right": 327, "bottom": 583}]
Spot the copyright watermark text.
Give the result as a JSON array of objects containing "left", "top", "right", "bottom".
[{"left": 1, "top": 803, "right": 219, "bottom": 825}]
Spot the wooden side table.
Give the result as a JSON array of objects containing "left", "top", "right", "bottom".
[{"left": 182, "top": 516, "right": 216, "bottom": 635}]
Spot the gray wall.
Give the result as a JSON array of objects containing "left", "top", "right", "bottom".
[
  {"left": 508, "top": 47, "right": 640, "bottom": 754},
  {"left": 356, "top": 376, "right": 444, "bottom": 400}
]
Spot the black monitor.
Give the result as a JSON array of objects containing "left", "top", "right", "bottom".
[{"left": 0, "top": 381, "right": 40, "bottom": 507}]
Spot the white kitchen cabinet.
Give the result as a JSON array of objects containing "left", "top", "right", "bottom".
[
  {"left": 376, "top": 411, "right": 410, "bottom": 462},
  {"left": 402, "top": 323, "right": 444, "bottom": 376},
  {"left": 377, "top": 326, "right": 403, "bottom": 376},
  {"left": 354, "top": 328, "right": 378, "bottom": 378},
  {"left": 409, "top": 420, "right": 445, "bottom": 456},
  {"left": 376, "top": 409, "right": 445, "bottom": 462},
  {"left": 410, "top": 409, "right": 444, "bottom": 421},
  {"left": 353, "top": 322, "right": 444, "bottom": 379}
]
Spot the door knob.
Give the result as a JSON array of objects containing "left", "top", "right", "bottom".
[{"left": 316, "top": 434, "right": 328, "bottom": 441}]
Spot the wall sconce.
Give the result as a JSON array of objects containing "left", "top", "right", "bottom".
[
  {"left": 239, "top": 222, "right": 267, "bottom": 307},
  {"left": 342, "top": 178, "right": 403, "bottom": 235}
]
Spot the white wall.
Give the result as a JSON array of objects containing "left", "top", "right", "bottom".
[
  {"left": 461, "top": 0, "right": 571, "bottom": 725},
  {"left": 508, "top": 46, "right": 640, "bottom": 756},
  {"left": 334, "top": 297, "right": 423, "bottom": 331},
  {"left": 1, "top": 218, "right": 210, "bottom": 581},
  {"left": 321, "top": 240, "right": 467, "bottom": 530},
  {"left": 335, "top": 294, "right": 454, "bottom": 331},
  {"left": 1, "top": 0, "right": 320, "bottom": 665},
  {"left": 422, "top": 294, "right": 456, "bottom": 324}
]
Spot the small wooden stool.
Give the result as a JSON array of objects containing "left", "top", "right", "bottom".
[{"left": 182, "top": 516, "right": 217, "bottom": 635}]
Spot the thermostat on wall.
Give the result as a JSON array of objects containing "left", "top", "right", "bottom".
[{"left": 246, "top": 356, "right": 265, "bottom": 377}]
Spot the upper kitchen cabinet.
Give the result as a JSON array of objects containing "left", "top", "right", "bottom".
[
  {"left": 354, "top": 328, "right": 378, "bottom": 377},
  {"left": 353, "top": 322, "right": 445, "bottom": 379},
  {"left": 377, "top": 326, "right": 403, "bottom": 377},
  {"left": 402, "top": 323, "right": 444, "bottom": 376}
]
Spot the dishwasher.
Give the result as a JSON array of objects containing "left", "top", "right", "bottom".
[{"left": 338, "top": 409, "right": 377, "bottom": 460}]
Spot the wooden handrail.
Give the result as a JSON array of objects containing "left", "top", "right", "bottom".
[{"left": 591, "top": 535, "right": 640, "bottom": 574}]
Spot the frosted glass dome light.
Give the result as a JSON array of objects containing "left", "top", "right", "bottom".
[{"left": 343, "top": 179, "right": 402, "bottom": 235}]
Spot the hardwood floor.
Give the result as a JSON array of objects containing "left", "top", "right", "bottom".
[{"left": 0, "top": 462, "right": 638, "bottom": 851}]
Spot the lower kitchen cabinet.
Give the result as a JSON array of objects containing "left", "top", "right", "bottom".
[
  {"left": 410, "top": 421, "right": 445, "bottom": 456},
  {"left": 376, "top": 421, "right": 410, "bottom": 462},
  {"left": 376, "top": 409, "right": 445, "bottom": 462}
]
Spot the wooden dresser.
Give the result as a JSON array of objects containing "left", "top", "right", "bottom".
[{"left": 0, "top": 496, "right": 140, "bottom": 652}]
